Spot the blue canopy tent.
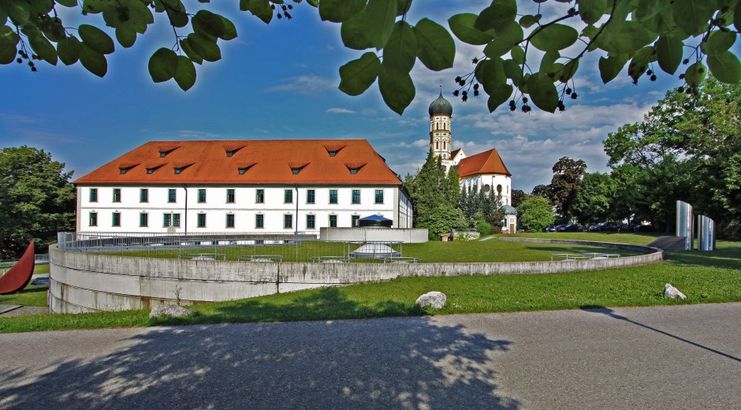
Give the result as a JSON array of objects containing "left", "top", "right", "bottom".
[{"left": 358, "top": 215, "right": 393, "bottom": 228}]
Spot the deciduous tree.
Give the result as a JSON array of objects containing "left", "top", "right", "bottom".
[{"left": 517, "top": 195, "right": 554, "bottom": 232}]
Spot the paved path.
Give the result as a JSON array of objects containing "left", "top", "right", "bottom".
[{"left": 1, "top": 304, "right": 739, "bottom": 409}]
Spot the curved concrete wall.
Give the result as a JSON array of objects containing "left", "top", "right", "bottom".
[{"left": 49, "top": 239, "right": 663, "bottom": 313}]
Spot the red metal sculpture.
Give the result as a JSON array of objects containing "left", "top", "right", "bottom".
[{"left": 0, "top": 241, "right": 35, "bottom": 294}]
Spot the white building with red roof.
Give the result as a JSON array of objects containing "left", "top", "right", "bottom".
[
  {"left": 74, "top": 139, "right": 413, "bottom": 236},
  {"left": 428, "top": 95, "right": 517, "bottom": 233}
]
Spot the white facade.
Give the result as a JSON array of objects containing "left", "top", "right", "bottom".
[
  {"left": 77, "top": 185, "right": 412, "bottom": 236},
  {"left": 430, "top": 114, "right": 452, "bottom": 165},
  {"left": 460, "top": 174, "right": 513, "bottom": 206}
]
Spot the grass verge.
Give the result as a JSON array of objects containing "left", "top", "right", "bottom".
[{"left": 1, "top": 239, "right": 738, "bottom": 333}]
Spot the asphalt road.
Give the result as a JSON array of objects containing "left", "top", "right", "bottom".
[{"left": 1, "top": 304, "right": 739, "bottom": 409}]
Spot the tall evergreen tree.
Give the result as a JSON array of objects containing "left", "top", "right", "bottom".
[{"left": 445, "top": 166, "right": 461, "bottom": 207}]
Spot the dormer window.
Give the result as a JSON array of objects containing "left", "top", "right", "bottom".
[
  {"left": 173, "top": 162, "right": 194, "bottom": 175},
  {"left": 346, "top": 162, "right": 366, "bottom": 175},
  {"left": 289, "top": 162, "right": 309, "bottom": 175},
  {"left": 118, "top": 163, "right": 138, "bottom": 175},
  {"left": 224, "top": 145, "right": 244, "bottom": 158},
  {"left": 324, "top": 144, "right": 345, "bottom": 157},
  {"left": 158, "top": 145, "right": 179, "bottom": 158},
  {"left": 145, "top": 163, "right": 166, "bottom": 174},
  {"left": 237, "top": 162, "right": 256, "bottom": 175}
]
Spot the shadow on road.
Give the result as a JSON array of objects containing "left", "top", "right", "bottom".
[
  {"left": 0, "top": 306, "right": 520, "bottom": 408},
  {"left": 580, "top": 306, "right": 740, "bottom": 363}
]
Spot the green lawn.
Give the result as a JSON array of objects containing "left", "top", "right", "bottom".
[
  {"left": 107, "top": 237, "right": 644, "bottom": 263},
  {"left": 0, "top": 264, "right": 50, "bottom": 307},
  {"left": 1, "top": 237, "right": 738, "bottom": 334}
]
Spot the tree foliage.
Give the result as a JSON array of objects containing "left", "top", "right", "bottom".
[
  {"left": 0, "top": 146, "right": 75, "bottom": 259},
  {"left": 604, "top": 78, "right": 741, "bottom": 237},
  {"left": 571, "top": 172, "right": 617, "bottom": 225},
  {"left": 517, "top": 195, "right": 554, "bottom": 232},
  {"left": 539, "top": 156, "right": 587, "bottom": 223},
  {"left": 511, "top": 188, "right": 526, "bottom": 208},
  {"left": 1, "top": 1, "right": 738, "bottom": 114}
]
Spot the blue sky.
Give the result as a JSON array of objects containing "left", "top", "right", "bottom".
[{"left": 0, "top": 1, "right": 693, "bottom": 191}]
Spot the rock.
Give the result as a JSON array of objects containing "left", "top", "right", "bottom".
[
  {"left": 664, "top": 283, "right": 687, "bottom": 300},
  {"left": 149, "top": 304, "right": 193, "bottom": 319},
  {"left": 416, "top": 291, "right": 447, "bottom": 309}
]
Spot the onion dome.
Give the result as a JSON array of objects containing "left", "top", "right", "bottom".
[{"left": 428, "top": 91, "right": 453, "bottom": 117}]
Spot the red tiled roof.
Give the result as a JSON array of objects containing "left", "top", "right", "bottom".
[
  {"left": 456, "top": 148, "right": 511, "bottom": 177},
  {"left": 74, "top": 139, "right": 402, "bottom": 186}
]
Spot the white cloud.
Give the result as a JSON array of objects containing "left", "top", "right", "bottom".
[
  {"left": 326, "top": 108, "right": 355, "bottom": 114},
  {"left": 266, "top": 75, "right": 336, "bottom": 94}
]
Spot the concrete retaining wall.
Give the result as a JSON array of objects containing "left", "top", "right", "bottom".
[
  {"left": 49, "top": 239, "right": 663, "bottom": 313},
  {"left": 319, "top": 227, "right": 429, "bottom": 243}
]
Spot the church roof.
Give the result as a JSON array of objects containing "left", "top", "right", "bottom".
[
  {"left": 75, "top": 139, "right": 401, "bottom": 186},
  {"left": 457, "top": 148, "right": 511, "bottom": 177},
  {"left": 428, "top": 92, "right": 453, "bottom": 116}
]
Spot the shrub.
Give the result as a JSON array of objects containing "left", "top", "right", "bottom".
[{"left": 476, "top": 220, "right": 492, "bottom": 236}]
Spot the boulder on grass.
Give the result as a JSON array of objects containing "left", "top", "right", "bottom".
[
  {"left": 416, "top": 291, "right": 447, "bottom": 309},
  {"left": 150, "top": 304, "right": 193, "bottom": 319},
  {"left": 663, "top": 283, "right": 687, "bottom": 300}
]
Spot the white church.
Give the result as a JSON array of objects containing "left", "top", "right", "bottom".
[{"left": 427, "top": 92, "right": 518, "bottom": 233}]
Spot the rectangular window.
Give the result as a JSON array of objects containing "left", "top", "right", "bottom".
[
  {"left": 197, "top": 213, "right": 206, "bottom": 228},
  {"left": 284, "top": 214, "right": 293, "bottom": 229},
  {"left": 197, "top": 189, "right": 206, "bottom": 203},
  {"left": 226, "top": 189, "right": 235, "bottom": 203},
  {"left": 89, "top": 212, "right": 97, "bottom": 227},
  {"left": 352, "top": 189, "right": 361, "bottom": 204},
  {"left": 89, "top": 188, "right": 98, "bottom": 203},
  {"left": 168, "top": 188, "right": 177, "bottom": 203},
  {"left": 256, "top": 189, "right": 264, "bottom": 204},
  {"left": 375, "top": 189, "right": 384, "bottom": 204},
  {"left": 226, "top": 214, "right": 235, "bottom": 228},
  {"left": 329, "top": 214, "right": 337, "bottom": 228},
  {"left": 140, "top": 188, "right": 149, "bottom": 203},
  {"left": 164, "top": 213, "right": 171, "bottom": 227},
  {"left": 173, "top": 213, "right": 181, "bottom": 227},
  {"left": 306, "top": 214, "right": 315, "bottom": 229},
  {"left": 306, "top": 189, "right": 315, "bottom": 204},
  {"left": 352, "top": 215, "right": 360, "bottom": 227},
  {"left": 255, "top": 214, "right": 264, "bottom": 229},
  {"left": 139, "top": 212, "right": 148, "bottom": 227},
  {"left": 112, "top": 212, "right": 121, "bottom": 227},
  {"left": 112, "top": 188, "right": 121, "bottom": 203},
  {"left": 284, "top": 189, "right": 293, "bottom": 204},
  {"left": 329, "top": 189, "right": 338, "bottom": 204}
]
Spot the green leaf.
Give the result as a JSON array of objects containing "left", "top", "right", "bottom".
[
  {"left": 57, "top": 36, "right": 80, "bottom": 65},
  {"left": 559, "top": 59, "right": 579, "bottom": 83},
  {"left": 627, "top": 46, "right": 655, "bottom": 82},
  {"left": 415, "top": 18, "right": 455, "bottom": 71},
  {"left": 148, "top": 47, "right": 179, "bottom": 83},
  {"left": 448, "top": 13, "right": 492, "bottom": 45},
  {"left": 684, "top": 61, "right": 706, "bottom": 87},
  {"left": 598, "top": 54, "right": 627, "bottom": 83},
  {"left": 701, "top": 31, "right": 736, "bottom": 56},
  {"left": 578, "top": 0, "right": 607, "bottom": 25},
  {"left": 339, "top": 52, "right": 381, "bottom": 96},
  {"left": 474, "top": 0, "right": 517, "bottom": 32},
  {"left": 165, "top": 0, "right": 189, "bottom": 28},
  {"left": 0, "top": 26, "right": 20, "bottom": 65},
  {"left": 540, "top": 51, "right": 560, "bottom": 72},
  {"left": 192, "top": 10, "right": 227, "bottom": 39},
  {"left": 79, "top": 44, "right": 107, "bottom": 77},
  {"left": 180, "top": 37, "right": 203, "bottom": 64},
  {"left": 319, "top": 0, "right": 366, "bottom": 23},
  {"left": 597, "top": 21, "right": 656, "bottom": 54},
  {"left": 483, "top": 21, "right": 522, "bottom": 58},
  {"left": 503, "top": 58, "right": 523, "bottom": 85},
  {"left": 519, "top": 14, "right": 540, "bottom": 28},
  {"left": 396, "top": 0, "right": 412, "bottom": 16},
  {"left": 530, "top": 24, "right": 578, "bottom": 52},
  {"left": 378, "top": 66, "right": 415, "bottom": 115},
  {"left": 174, "top": 56, "right": 196, "bottom": 91},
  {"left": 656, "top": 35, "right": 682, "bottom": 75},
  {"left": 475, "top": 57, "right": 506, "bottom": 94},
  {"left": 707, "top": 51, "right": 741, "bottom": 84},
  {"left": 240, "top": 0, "right": 272, "bottom": 24},
  {"left": 383, "top": 21, "right": 416, "bottom": 73},
  {"left": 115, "top": 26, "right": 137, "bottom": 48},
  {"left": 736, "top": 0, "right": 741, "bottom": 31},
  {"left": 487, "top": 83, "right": 513, "bottom": 112},
  {"left": 671, "top": 0, "right": 714, "bottom": 36},
  {"left": 510, "top": 46, "right": 524, "bottom": 65},
  {"left": 527, "top": 73, "right": 559, "bottom": 113},
  {"left": 362, "top": 0, "right": 397, "bottom": 49},
  {"left": 55, "top": 0, "right": 78, "bottom": 6},
  {"left": 341, "top": 14, "right": 375, "bottom": 50},
  {"left": 187, "top": 33, "right": 221, "bottom": 62},
  {"left": 79, "top": 24, "right": 114, "bottom": 55},
  {"left": 219, "top": 16, "right": 238, "bottom": 40},
  {"left": 28, "top": 33, "right": 57, "bottom": 65}
]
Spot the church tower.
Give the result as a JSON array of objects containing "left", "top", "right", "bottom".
[{"left": 428, "top": 91, "right": 453, "bottom": 168}]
